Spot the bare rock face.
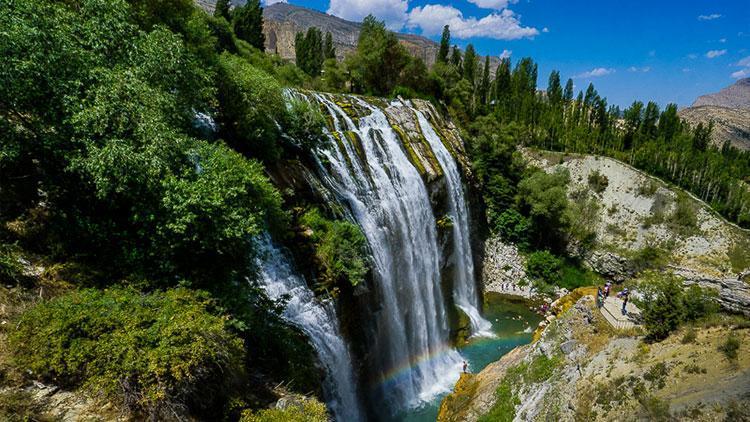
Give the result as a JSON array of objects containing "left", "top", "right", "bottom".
[
  {"left": 692, "top": 78, "right": 750, "bottom": 110},
  {"left": 678, "top": 105, "right": 750, "bottom": 151},
  {"left": 673, "top": 265, "right": 750, "bottom": 316},
  {"left": 481, "top": 236, "right": 531, "bottom": 298}
]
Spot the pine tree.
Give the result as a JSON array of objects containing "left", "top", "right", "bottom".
[
  {"left": 438, "top": 25, "right": 451, "bottom": 63},
  {"left": 233, "top": 0, "right": 265, "bottom": 50},
  {"left": 214, "top": 0, "right": 231, "bottom": 21},
  {"left": 324, "top": 31, "right": 336, "bottom": 59},
  {"left": 463, "top": 44, "right": 477, "bottom": 85}
]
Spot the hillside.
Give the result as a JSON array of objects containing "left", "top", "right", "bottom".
[
  {"left": 679, "top": 78, "right": 750, "bottom": 150},
  {"left": 692, "top": 78, "right": 750, "bottom": 109}
]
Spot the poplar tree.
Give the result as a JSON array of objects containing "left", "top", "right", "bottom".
[
  {"left": 480, "top": 56, "right": 491, "bottom": 106},
  {"left": 233, "top": 0, "right": 265, "bottom": 50},
  {"left": 547, "top": 70, "right": 562, "bottom": 105},
  {"left": 563, "top": 78, "right": 574, "bottom": 103},
  {"left": 214, "top": 0, "right": 230, "bottom": 20},
  {"left": 438, "top": 25, "right": 451, "bottom": 63},
  {"left": 450, "top": 46, "right": 462, "bottom": 73},
  {"left": 463, "top": 44, "right": 477, "bottom": 85},
  {"left": 324, "top": 31, "right": 336, "bottom": 59}
]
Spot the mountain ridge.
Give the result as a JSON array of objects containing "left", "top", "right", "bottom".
[{"left": 679, "top": 78, "right": 750, "bottom": 151}]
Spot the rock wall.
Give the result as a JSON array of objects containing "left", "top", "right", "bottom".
[{"left": 481, "top": 236, "right": 532, "bottom": 298}]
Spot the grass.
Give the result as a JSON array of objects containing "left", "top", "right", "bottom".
[
  {"left": 728, "top": 237, "right": 750, "bottom": 274},
  {"left": 718, "top": 334, "right": 741, "bottom": 360}
]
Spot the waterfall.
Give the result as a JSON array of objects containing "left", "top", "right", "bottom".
[
  {"left": 255, "top": 234, "right": 364, "bottom": 422},
  {"left": 410, "top": 105, "right": 494, "bottom": 338},
  {"left": 311, "top": 94, "right": 464, "bottom": 415}
]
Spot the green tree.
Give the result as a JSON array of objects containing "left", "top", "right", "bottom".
[
  {"left": 547, "top": 70, "right": 563, "bottom": 106},
  {"left": 233, "top": 0, "right": 265, "bottom": 50},
  {"left": 480, "top": 56, "right": 491, "bottom": 107},
  {"left": 563, "top": 78, "right": 574, "bottom": 103},
  {"left": 214, "top": 0, "right": 231, "bottom": 20},
  {"left": 324, "top": 31, "right": 336, "bottom": 59},
  {"left": 517, "top": 168, "right": 571, "bottom": 251},
  {"left": 450, "top": 45, "right": 462, "bottom": 72},
  {"left": 347, "top": 15, "right": 408, "bottom": 95},
  {"left": 636, "top": 273, "right": 687, "bottom": 341},
  {"left": 526, "top": 250, "right": 563, "bottom": 286},
  {"left": 463, "top": 44, "right": 478, "bottom": 85},
  {"left": 438, "top": 25, "right": 451, "bottom": 63}
]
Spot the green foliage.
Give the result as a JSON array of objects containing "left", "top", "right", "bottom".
[
  {"left": 214, "top": 0, "right": 231, "bottom": 20},
  {"left": 216, "top": 52, "right": 286, "bottom": 162},
  {"left": 10, "top": 287, "right": 243, "bottom": 418},
  {"left": 301, "top": 209, "right": 370, "bottom": 290},
  {"left": 517, "top": 168, "right": 571, "bottom": 251},
  {"left": 635, "top": 272, "right": 718, "bottom": 341},
  {"left": 0, "top": 245, "right": 27, "bottom": 286},
  {"left": 241, "top": 398, "right": 328, "bottom": 422},
  {"left": 285, "top": 98, "right": 327, "bottom": 151},
  {"left": 295, "top": 28, "right": 326, "bottom": 77},
  {"left": 347, "top": 15, "right": 409, "bottom": 95},
  {"left": 232, "top": 0, "right": 265, "bottom": 50},
  {"left": 568, "top": 188, "right": 600, "bottom": 251},
  {"left": 681, "top": 328, "right": 697, "bottom": 344},
  {"left": 719, "top": 334, "right": 741, "bottom": 360},
  {"left": 478, "top": 379, "right": 518, "bottom": 422},
  {"left": 558, "top": 262, "right": 602, "bottom": 290},
  {"left": 526, "top": 250, "right": 562, "bottom": 285},
  {"left": 667, "top": 194, "right": 698, "bottom": 235},
  {"left": 587, "top": 170, "right": 609, "bottom": 194},
  {"left": 494, "top": 209, "right": 531, "bottom": 248}
]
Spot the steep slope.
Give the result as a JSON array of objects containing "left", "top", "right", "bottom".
[
  {"left": 679, "top": 78, "right": 750, "bottom": 150},
  {"left": 524, "top": 151, "right": 750, "bottom": 314}
]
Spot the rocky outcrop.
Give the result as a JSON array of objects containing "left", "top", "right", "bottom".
[
  {"left": 440, "top": 295, "right": 750, "bottom": 421},
  {"left": 527, "top": 151, "right": 750, "bottom": 314},
  {"left": 678, "top": 105, "right": 750, "bottom": 151},
  {"left": 692, "top": 77, "right": 750, "bottom": 110},
  {"left": 481, "top": 236, "right": 532, "bottom": 298}
]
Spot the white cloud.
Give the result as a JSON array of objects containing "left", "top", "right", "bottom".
[
  {"left": 732, "top": 69, "right": 750, "bottom": 78},
  {"left": 698, "top": 13, "right": 721, "bottom": 21},
  {"left": 687, "top": 53, "right": 698, "bottom": 59},
  {"left": 263, "top": 0, "right": 286, "bottom": 4},
  {"left": 628, "top": 66, "right": 651, "bottom": 73},
  {"left": 737, "top": 56, "right": 750, "bottom": 67},
  {"left": 719, "top": 38, "right": 727, "bottom": 43},
  {"left": 499, "top": 49, "right": 512, "bottom": 59},
  {"left": 407, "top": 5, "right": 539, "bottom": 40},
  {"left": 574, "top": 67, "right": 615, "bottom": 78},
  {"left": 327, "top": 0, "right": 409, "bottom": 30},
  {"left": 542, "top": 27, "right": 549, "bottom": 33},
  {"left": 466, "top": 0, "right": 517, "bottom": 10},
  {"left": 705, "top": 49, "right": 727, "bottom": 58}
]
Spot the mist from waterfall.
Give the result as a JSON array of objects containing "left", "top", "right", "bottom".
[{"left": 255, "top": 234, "right": 364, "bottom": 422}]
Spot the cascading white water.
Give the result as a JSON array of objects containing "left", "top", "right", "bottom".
[
  {"left": 311, "top": 94, "right": 463, "bottom": 414},
  {"left": 255, "top": 234, "right": 363, "bottom": 422},
  {"left": 410, "top": 105, "right": 494, "bottom": 338}
]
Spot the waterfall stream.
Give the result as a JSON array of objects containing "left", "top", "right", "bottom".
[
  {"left": 311, "top": 94, "right": 468, "bottom": 415},
  {"left": 255, "top": 235, "right": 363, "bottom": 421},
  {"left": 410, "top": 105, "right": 494, "bottom": 338}
]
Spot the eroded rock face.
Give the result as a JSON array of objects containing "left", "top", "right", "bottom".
[
  {"left": 674, "top": 266, "right": 750, "bottom": 315},
  {"left": 481, "top": 236, "right": 531, "bottom": 298}
]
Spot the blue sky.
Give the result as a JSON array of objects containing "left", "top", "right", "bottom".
[{"left": 269, "top": 0, "right": 750, "bottom": 108}]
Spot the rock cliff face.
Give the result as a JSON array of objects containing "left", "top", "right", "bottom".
[
  {"left": 518, "top": 152, "right": 750, "bottom": 314},
  {"left": 262, "top": 3, "right": 439, "bottom": 65},
  {"left": 439, "top": 296, "right": 750, "bottom": 422},
  {"left": 679, "top": 78, "right": 750, "bottom": 151}
]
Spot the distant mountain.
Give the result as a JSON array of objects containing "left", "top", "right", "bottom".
[
  {"left": 679, "top": 78, "right": 750, "bottom": 151},
  {"left": 692, "top": 78, "right": 750, "bottom": 109},
  {"left": 195, "top": 1, "right": 499, "bottom": 69}
]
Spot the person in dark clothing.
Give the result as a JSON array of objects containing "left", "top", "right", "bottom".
[
  {"left": 596, "top": 287, "right": 604, "bottom": 308},
  {"left": 618, "top": 288, "right": 629, "bottom": 315},
  {"left": 462, "top": 361, "right": 468, "bottom": 373}
]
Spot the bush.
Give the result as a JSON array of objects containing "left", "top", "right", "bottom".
[
  {"left": 0, "top": 245, "right": 27, "bottom": 285},
  {"left": 284, "top": 97, "right": 327, "bottom": 151},
  {"left": 526, "top": 250, "right": 562, "bottom": 286},
  {"left": 10, "top": 287, "right": 243, "bottom": 419},
  {"left": 240, "top": 398, "right": 328, "bottom": 422},
  {"left": 216, "top": 52, "right": 286, "bottom": 162},
  {"left": 587, "top": 170, "right": 609, "bottom": 194},
  {"left": 301, "top": 209, "right": 369, "bottom": 290},
  {"left": 681, "top": 328, "right": 697, "bottom": 344},
  {"left": 517, "top": 168, "right": 571, "bottom": 251},
  {"left": 493, "top": 209, "right": 530, "bottom": 248},
  {"left": 635, "top": 272, "right": 718, "bottom": 342},
  {"left": 719, "top": 334, "right": 740, "bottom": 360}
]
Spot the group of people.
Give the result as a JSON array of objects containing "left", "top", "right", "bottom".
[{"left": 596, "top": 282, "right": 630, "bottom": 315}]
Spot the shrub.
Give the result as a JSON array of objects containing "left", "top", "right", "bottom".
[
  {"left": 216, "top": 52, "right": 286, "bottom": 162},
  {"left": 526, "top": 250, "right": 562, "bottom": 286},
  {"left": 667, "top": 194, "right": 698, "bottom": 235},
  {"left": 10, "top": 287, "right": 243, "bottom": 419},
  {"left": 493, "top": 209, "right": 530, "bottom": 248},
  {"left": 635, "top": 272, "right": 718, "bottom": 342},
  {"left": 0, "top": 245, "right": 27, "bottom": 285},
  {"left": 240, "top": 398, "right": 328, "bottom": 422},
  {"left": 0, "top": 390, "right": 51, "bottom": 422},
  {"left": 284, "top": 97, "right": 327, "bottom": 151},
  {"left": 637, "top": 180, "right": 659, "bottom": 197},
  {"left": 681, "top": 328, "right": 697, "bottom": 344},
  {"left": 301, "top": 209, "right": 369, "bottom": 290},
  {"left": 587, "top": 170, "right": 609, "bottom": 194},
  {"left": 719, "top": 334, "right": 740, "bottom": 360}
]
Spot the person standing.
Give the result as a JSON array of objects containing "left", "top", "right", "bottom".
[
  {"left": 596, "top": 286, "right": 604, "bottom": 308},
  {"left": 462, "top": 361, "right": 468, "bottom": 373},
  {"left": 604, "top": 281, "right": 611, "bottom": 298},
  {"left": 618, "top": 288, "right": 629, "bottom": 315}
]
